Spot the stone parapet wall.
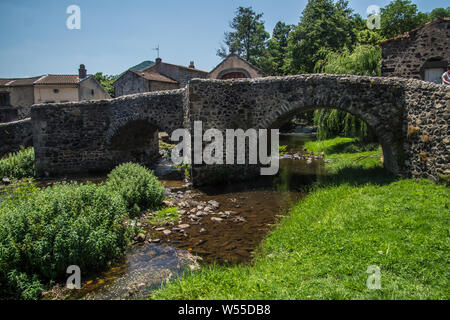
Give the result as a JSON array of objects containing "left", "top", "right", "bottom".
[
  {"left": 0, "top": 118, "right": 33, "bottom": 158},
  {"left": 402, "top": 80, "right": 450, "bottom": 180}
]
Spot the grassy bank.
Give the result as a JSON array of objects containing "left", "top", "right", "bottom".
[{"left": 151, "top": 138, "right": 449, "bottom": 300}]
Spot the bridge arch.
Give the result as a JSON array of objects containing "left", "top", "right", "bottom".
[
  {"left": 261, "top": 101, "right": 398, "bottom": 174},
  {"left": 100, "top": 89, "right": 187, "bottom": 167},
  {"left": 187, "top": 75, "right": 414, "bottom": 185}
]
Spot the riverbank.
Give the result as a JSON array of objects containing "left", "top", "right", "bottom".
[
  {"left": 0, "top": 163, "right": 168, "bottom": 299},
  {"left": 151, "top": 138, "right": 449, "bottom": 300}
]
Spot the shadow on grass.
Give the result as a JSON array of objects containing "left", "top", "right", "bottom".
[
  {"left": 317, "top": 165, "right": 397, "bottom": 187},
  {"left": 325, "top": 141, "right": 379, "bottom": 155}
]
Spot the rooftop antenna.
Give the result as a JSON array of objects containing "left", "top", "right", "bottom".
[{"left": 153, "top": 45, "right": 160, "bottom": 59}]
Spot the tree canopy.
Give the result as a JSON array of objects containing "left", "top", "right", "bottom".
[
  {"left": 380, "top": 0, "right": 429, "bottom": 39},
  {"left": 217, "top": 6, "right": 269, "bottom": 66},
  {"left": 284, "top": 0, "right": 358, "bottom": 74}
]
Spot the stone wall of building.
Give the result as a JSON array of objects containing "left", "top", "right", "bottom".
[
  {"left": 114, "top": 71, "right": 149, "bottom": 97},
  {"left": 31, "top": 89, "right": 186, "bottom": 176},
  {"left": 0, "top": 107, "right": 19, "bottom": 123},
  {"left": 78, "top": 77, "right": 111, "bottom": 101},
  {"left": 381, "top": 18, "right": 450, "bottom": 80},
  {"left": 149, "top": 81, "right": 179, "bottom": 92},
  {"left": 0, "top": 85, "right": 35, "bottom": 109},
  {"left": 0, "top": 118, "right": 33, "bottom": 158}
]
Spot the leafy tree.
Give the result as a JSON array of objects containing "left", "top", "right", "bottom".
[
  {"left": 313, "top": 45, "right": 381, "bottom": 141},
  {"left": 257, "top": 22, "right": 293, "bottom": 75},
  {"left": 217, "top": 7, "right": 270, "bottom": 65},
  {"left": 317, "top": 45, "right": 381, "bottom": 76},
  {"left": 284, "top": 0, "right": 357, "bottom": 74},
  {"left": 380, "top": 0, "right": 429, "bottom": 39},
  {"left": 94, "top": 72, "right": 118, "bottom": 98},
  {"left": 356, "top": 29, "right": 384, "bottom": 46},
  {"left": 429, "top": 7, "right": 450, "bottom": 20}
]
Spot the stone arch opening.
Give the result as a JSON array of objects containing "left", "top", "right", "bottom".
[
  {"left": 109, "top": 119, "right": 160, "bottom": 166},
  {"left": 264, "top": 105, "right": 398, "bottom": 175}
]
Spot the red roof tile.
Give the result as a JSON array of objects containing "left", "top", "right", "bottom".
[
  {"left": 0, "top": 76, "right": 42, "bottom": 87},
  {"left": 34, "top": 75, "right": 87, "bottom": 85},
  {"left": 144, "top": 61, "right": 208, "bottom": 74}
]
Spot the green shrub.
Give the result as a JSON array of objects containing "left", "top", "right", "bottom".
[
  {"left": 0, "top": 147, "right": 36, "bottom": 179},
  {"left": 105, "top": 163, "right": 165, "bottom": 216},
  {"left": 0, "top": 181, "right": 130, "bottom": 299},
  {"left": 0, "top": 178, "right": 38, "bottom": 206}
]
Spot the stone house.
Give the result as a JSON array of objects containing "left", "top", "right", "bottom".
[
  {"left": 33, "top": 65, "right": 110, "bottom": 104},
  {"left": 0, "top": 76, "right": 41, "bottom": 122},
  {"left": 0, "top": 64, "right": 110, "bottom": 123},
  {"left": 114, "top": 69, "right": 180, "bottom": 97},
  {"left": 208, "top": 54, "right": 264, "bottom": 79},
  {"left": 381, "top": 17, "right": 450, "bottom": 83},
  {"left": 114, "top": 58, "right": 208, "bottom": 97}
]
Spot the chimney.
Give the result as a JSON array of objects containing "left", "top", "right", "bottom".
[
  {"left": 156, "top": 57, "right": 162, "bottom": 64},
  {"left": 189, "top": 61, "right": 195, "bottom": 69},
  {"left": 79, "top": 64, "right": 87, "bottom": 79}
]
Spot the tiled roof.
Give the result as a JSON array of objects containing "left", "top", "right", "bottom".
[
  {"left": 168, "top": 62, "right": 208, "bottom": 73},
  {"left": 34, "top": 75, "right": 89, "bottom": 85},
  {"left": 381, "top": 17, "right": 450, "bottom": 44},
  {"left": 0, "top": 74, "right": 93, "bottom": 87},
  {"left": 144, "top": 62, "right": 208, "bottom": 74},
  {"left": 131, "top": 70, "right": 179, "bottom": 84},
  {"left": 0, "top": 76, "right": 43, "bottom": 87},
  {"left": 130, "top": 60, "right": 155, "bottom": 72}
]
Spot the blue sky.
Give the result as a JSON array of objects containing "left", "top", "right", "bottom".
[{"left": 0, "top": 0, "right": 446, "bottom": 78}]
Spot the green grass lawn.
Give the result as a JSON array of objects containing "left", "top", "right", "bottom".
[{"left": 151, "top": 138, "right": 450, "bottom": 300}]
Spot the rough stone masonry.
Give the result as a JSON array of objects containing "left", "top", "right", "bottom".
[{"left": 29, "top": 74, "right": 449, "bottom": 185}]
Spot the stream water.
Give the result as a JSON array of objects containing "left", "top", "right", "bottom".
[{"left": 43, "top": 133, "right": 326, "bottom": 300}]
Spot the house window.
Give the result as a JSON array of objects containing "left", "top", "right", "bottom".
[
  {"left": 91, "top": 89, "right": 95, "bottom": 95},
  {"left": 424, "top": 68, "right": 445, "bottom": 84},
  {"left": 421, "top": 58, "right": 447, "bottom": 84},
  {"left": 53, "top": 89, "right": 59, "bottom": 94},
  {"left": 0, "top": 92, "right": 11, "bottom": 106}
]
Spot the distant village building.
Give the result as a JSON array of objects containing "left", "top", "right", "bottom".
[
  {"left": 33, "top": 65, "right": 110, "bottom": 104},
  {"left": 0, "top": 76, "right": 41, "bottom": 121},
  {"left": 0, "top": 64, "right": 110, "bottom": 122},
  {"left": 208, "top": 54, "right": 264, "bottom": 79},
  {"left": 381, "top": 17, "right": 450, "bottom": 84},
  {"left": 114, "top": 58, "right": 208, "bottom": 97}
]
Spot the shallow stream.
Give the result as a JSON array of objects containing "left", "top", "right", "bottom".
[{"left": 44, "top": 133, "right": 326, "bottom": 300}]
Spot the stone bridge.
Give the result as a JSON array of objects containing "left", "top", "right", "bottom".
[{"left": 30, "top": 74, "right": 449, "bottom": 185}]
